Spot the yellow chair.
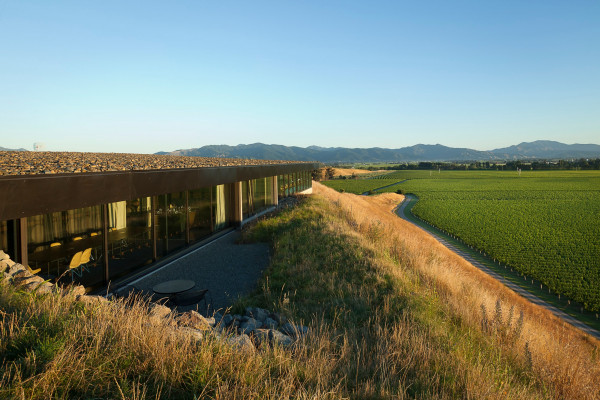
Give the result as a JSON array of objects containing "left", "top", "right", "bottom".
[
  {"left": 68, "top": 251, "right": 83, "bottom": 281},
  {"left": 50, "top": 242, "right": 61, "bottom": 247},
  {"left": 73, "top": 236, "right": 83, "bottom": 241},
  {"left": 79, "top": 248, "right": 94, "bottom": 272},
  {"left": 90, "top": 232, "right": 99, "bottom": 237},
  {"left": 26, "top": 265, "right": 41, "bottom": 275}
]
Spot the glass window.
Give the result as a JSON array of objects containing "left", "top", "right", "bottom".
[
  {"left": 107, "top": 197, "right": 153, "bottom": 282},
  {"left": 242, "top": 180, "right": 255, "bottom": 218},
  {"left": 254, "top": 177, "right": 267, "bottom": 212},
  {"left": 155, "top": 192, "right": 186, "bottom": 257},
  {"left": 27, "top": 205, "right": 104, "bottom": 287},
  {"left": 213, "top": 184, "right": 231, "bottom": 231},
  {"left": 189, "top": 187, "right": 212, "bottom": 242},
  {"left": 265, "top": 176, "right": 274, "bottom": 206}
]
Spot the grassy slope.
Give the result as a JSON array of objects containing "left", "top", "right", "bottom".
[{"left": 1, "top": 183, "right": 599, "bottom": 399}]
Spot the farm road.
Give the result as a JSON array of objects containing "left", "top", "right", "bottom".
[{"left": 395, "top": 194, "right": 600, "bottom": 341}]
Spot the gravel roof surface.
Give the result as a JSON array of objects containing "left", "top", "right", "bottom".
[
  {"left": 0, "top": 151, "right": 309, "bottom": 176},
  {"left": 129, "top": 230, "right": 270, "bottom": 315}
]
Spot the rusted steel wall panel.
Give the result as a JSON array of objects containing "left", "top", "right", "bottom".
[{"left": 0, "top": 163, "right": 318, "bottom": 221}]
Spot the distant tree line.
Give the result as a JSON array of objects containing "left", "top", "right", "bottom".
[{"left": 366, "top": 159, "right": 600, "bottom": 171}]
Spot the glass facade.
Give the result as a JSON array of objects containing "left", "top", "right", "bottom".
[
  {"left": 27, "top": 205, "right": 104, "bottom": 286},
  {"left": 0, "top": 169, "right": 312, "bottom": 290},
  {"left": 107, "top": 197, "right": 153, "bottom": 282},
  {"left": 189, "top": 187, "right": 212, "bottom": 242},
  {"left": 213, "top": 184, "right": 231, "bottom": 231},
  {"left": 155, "top": 192, "right": 187, "bottom": 257}
]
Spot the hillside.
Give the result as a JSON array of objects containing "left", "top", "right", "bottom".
[
  {"left": 158, "top": 140, "right": 600, "bottom": 163},
  {"left": 1, "top": 184, "right": 599, "bottom": 398}
]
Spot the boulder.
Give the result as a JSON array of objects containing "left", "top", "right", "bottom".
[
  {"left": 35, "top": 282, "right": 55, "bottom": 295},
  {"left": 13, "top": 275, "right": 44, "bottom": 287},
  {"left": 239, "top": 318, "right": 262, "bottom": 335},
  {"left": 8, "top": 263, "right": 27, "bottom": 277},
  {"left": 2, "top": 272, "right": 13, "bottom": 285},
  {"left": 263, "top": 317, "right": 278, "bottom": 330},
  {"left": 269, "top": 312, "right": 287, "bottom": 325},
  {"left": 250, "top": 328, "right": 270, "bottom": 347},
  {"left": 245, "top": 307, "right": 269, "bottom": 323},
  {"left": 222, "top": 314, "right": 234, "bottom": 327},
  {"left": 148, "top": 303, "right": 172, "bottom": 325},
  {"left": 178, "top": 327, "right": 204, "bottom": 342},
  {"left": 76, "top": 295, "right": 109, "bottom": 305},
  {"left": 63, "top": 285, "right": 86, "bottom": 297},
  {"left": 268, "top": 329, "right": 294, "bottom": 347},
  {"left": 226, "top": 334, "right": 255, "bottom": 354},
  {"left": 281, "top": 323, "right": 309, "bottom": 339},
  {"left": 0, "top": 250, "right": 9, "bottom": 261},
  {"left": 177, "top": 310, "right": 212, "bottom": 331}
]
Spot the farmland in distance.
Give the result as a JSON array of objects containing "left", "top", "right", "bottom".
[{"left": 324, "top": 170, "right": 600, "bottom": 311}]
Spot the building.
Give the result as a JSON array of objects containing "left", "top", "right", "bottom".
[{"left": 0, "top": 151, "right": 318, "bottom": 291}]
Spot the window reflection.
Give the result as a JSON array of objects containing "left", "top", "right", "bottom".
[
  {"left": 155, "top": 192, "right": 186, "bottom": 257},
  {"left": 107, "top": 197, "right": 153, "bottom": 282},
  {"left": 27, "top": 205, "right": 104, "bottom": 287}
]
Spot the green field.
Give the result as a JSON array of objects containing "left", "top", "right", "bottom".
[
  {"left": 319, "top": 178, "right": 401, "bottom": 194},
  {"left": 323, "top": 170, "right": 600, "bottom": 311}
]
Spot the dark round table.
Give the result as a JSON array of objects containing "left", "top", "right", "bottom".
[{"left": 152, "top": 279, "right": 195, "bottom": 295}]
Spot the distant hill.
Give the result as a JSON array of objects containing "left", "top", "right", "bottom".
[
  {"left": 0, "top": 146, "right": 27, "bottom": 152},
  {"left": 158, "top": 140, "right": 600, "bottom": 163}
]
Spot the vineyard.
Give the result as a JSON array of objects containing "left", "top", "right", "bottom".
[
  {"left": 324, "top": 170, "right": 600, "bottom": 311},
  {"left": 319, "top": 178, "right": 401, "bottom": 194}
]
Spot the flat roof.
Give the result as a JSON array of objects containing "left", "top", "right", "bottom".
[
  {"left": 0, "top": 151, "right": 312, "bottom": 176},
  {"left": 0, "top": 151, "right": 319, "bottom": 221}
]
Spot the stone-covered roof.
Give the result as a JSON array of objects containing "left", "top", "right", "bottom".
[{"left": 0, "top": 151, "right": 310, "bottom": 176}]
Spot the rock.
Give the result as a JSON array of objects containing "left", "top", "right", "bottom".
[
  {"left": 222, "top": 314, "right": 234, "bottom": 327},
  {"left": 226, "top": 334, "right": 255, "bottom": 354},
  {"left": 178, "top": 327, "right": 204, "bottom": 342},
  {"left": 148, "top": 303, "right": 172, "bottom": 325},
  {"left": 63, "top": 285, "right": 86, "bottom": 297},
  {"left": 281, "top": 323, "right": 309, "bottom": 339},
  {"left": 213, "top": 311, "right": 223, "bottom": 324},
  {"left": 35, "top": 282, "right": 55, "bottom": 295},
  {"left": 269, "top": 329, "right": 294, "bottom": 347},
  {"left": 251, "top": 329, "right": 270, "bottom": 347},
  {"left": 269, "top": 312, "right": 287, "bottom": 325},
  {"left": 205, "top": 316, "right": 216, "bottom": 327},
  {"left": 13, "top": 275, "right": 44, "bottom": 287},
  {"left": 245, "top": 307, "right": 269, "bottom": 323},
  {"left": 2, "top": 272, "right": 13, "bottom": 284},
  {"left": 0, "top": 250, "right": 9, "bottom": 261},
  {"left": 239, "top": 318, "right": 262, "bottom": 335},
  {"left": 263, "top": 317, "right": 278, "bottom": 330},
  {"left": 177, "top": 310, "right": 212, "bottom": 331},
  {"left": 76, "top": 295, "right": 109, "bottom": 305},
  {"left": 8, "top": 263, "right": 27, "bottom": 277}
]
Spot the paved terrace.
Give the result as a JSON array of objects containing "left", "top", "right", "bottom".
[
  {"left": 0, "top": 151, "right": 307, "bottom": 176},
  {"left": 124, "top": 231, "right": 271, "bottom": 315}
]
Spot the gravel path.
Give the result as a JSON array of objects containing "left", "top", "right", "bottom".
[
  {"left": 395, "top": 194, "right": 600, "bottom": 340},
  {"left": 128, "top": 231, "right": 270, "bottom": 315}
]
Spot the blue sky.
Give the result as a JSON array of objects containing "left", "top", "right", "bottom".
[{"left": 1, "top": 1, "right": 599, "bottom": 153}]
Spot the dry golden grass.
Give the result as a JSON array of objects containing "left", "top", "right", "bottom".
[
  {"left": 312, "top": 182, "right": 600, "bottom": 399},
  {"left": 1, "top": 182, "right": 599, "bottom": 399},
  {"left": 331, "top": 168, "right": 385, "bottom": 177}
]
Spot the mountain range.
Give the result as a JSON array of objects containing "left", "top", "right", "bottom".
[{"left": 158, "top": 140, "right": 600, "bottom": 163}]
